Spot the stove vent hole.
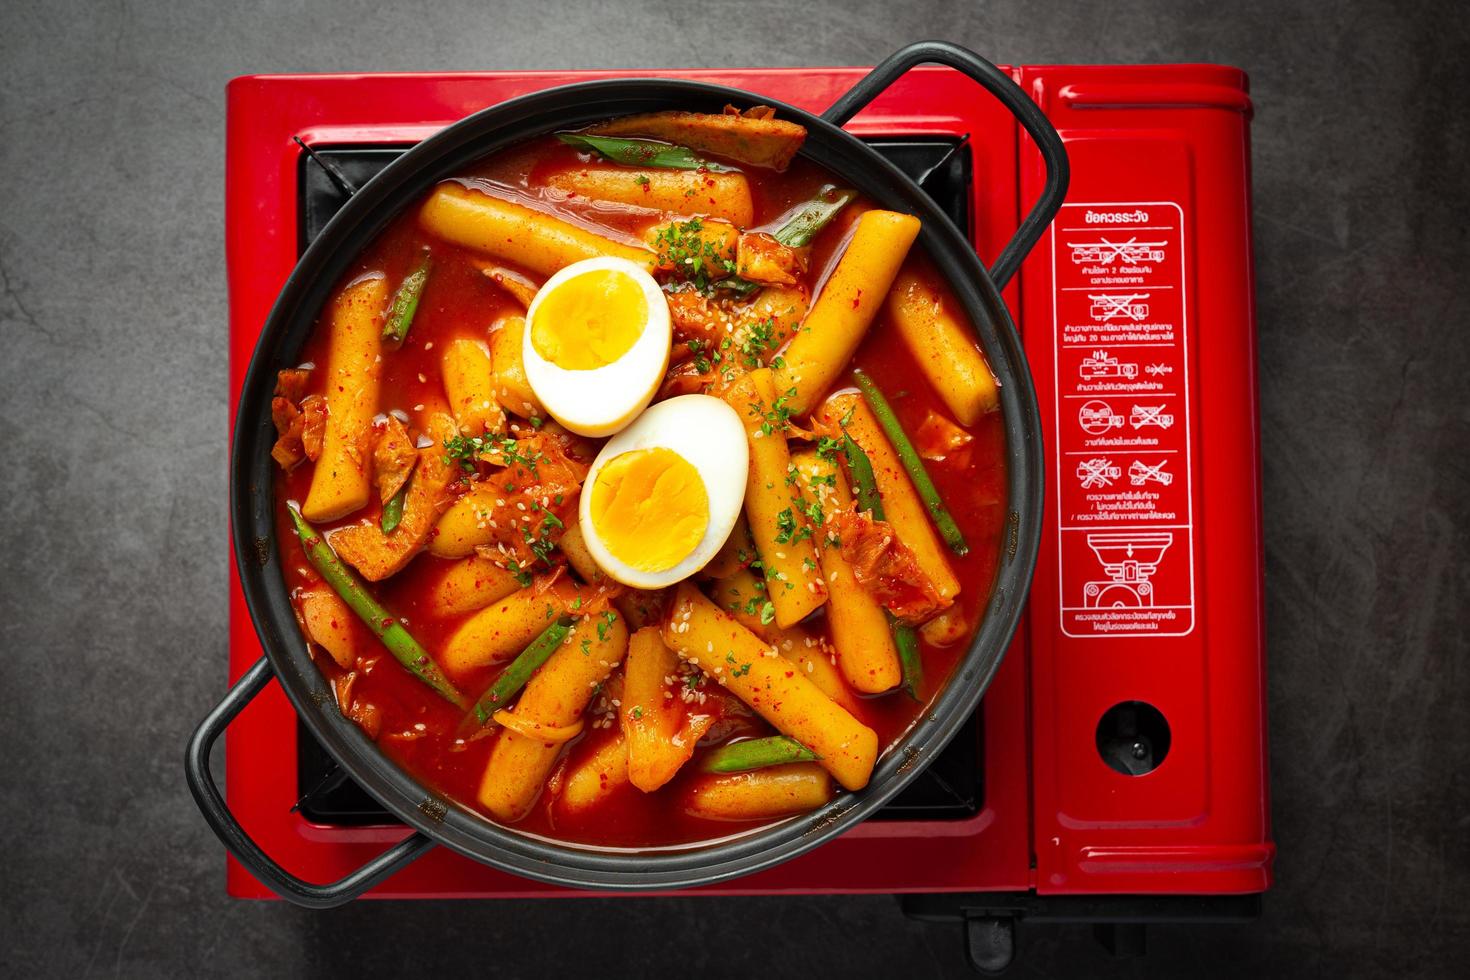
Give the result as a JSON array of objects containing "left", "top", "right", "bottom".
[{"left": 1095, "top": 701, "right": 1170, "bottom": 776}]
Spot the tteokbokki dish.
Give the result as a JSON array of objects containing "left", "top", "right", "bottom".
[{"left": 271, "top": 105, "right": 1008, "bottom": 846}]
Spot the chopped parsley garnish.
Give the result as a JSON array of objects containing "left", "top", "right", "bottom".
[
  {"left": 652, "top": 218, "right": 737, "bottom": 293},
  {"left": 774, "top": 508, "right": 797, "bottom": 544},
  {"left": 443, "top": 432, "right": 545, "bottom": 476},
  {"left": 738, "top": 317, "right": 777, "bottom": 368},
  {"left": 750, "top": 386, "right": 797, "bottom": 437}
]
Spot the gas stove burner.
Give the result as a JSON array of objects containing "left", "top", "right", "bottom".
[{"left": 221, "top": 63, "right": 1269, "bottom": 970}]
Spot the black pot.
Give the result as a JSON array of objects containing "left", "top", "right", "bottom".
[{"left": 187, "top": 40, "right": 1067, "bottom": 905}]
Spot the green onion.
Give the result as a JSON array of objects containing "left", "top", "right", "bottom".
[
  {"left": 893, "top": 623, "right": 923, "bottom": 702},
  {"left": 557, "top": 133, "right": 734, "bottom": 172},
  {"left": 288, "top": 504, "right": 465, "bottom": 708},
  {"left": 466, "top": 617, "right": 575, "bottom": 727},
  {"left": 380, "top": 482, "right": 408, "bottom": 534},
  {"left": 710, "top": 188, "right": 856, "bottom": 297},
  {"left": 841, "top": 435, "right": 884, "bottom": 518},
  {"left": 851, "top": 369, "right": 969, "bottom": 557},
  {"left": 836, "top": 431, "right": 924, "bottom": 700},
  {"left": 712, "top": 276, "right": 761, "bottom": 298},
  {"left": 382, "top": 254, "right": 430, "bottom": 349},
  {"left": 700, "top": 735, "right": 818, "bottom": 773},
  {"left": 773, "top": 186, "right": 855, "bottom": 247}
]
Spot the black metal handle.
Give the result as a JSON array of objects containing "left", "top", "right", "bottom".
[
  {"left": 185, "top": 656, "right": 435, "bottom": 909},
  {"left": 825, "top": 40, "right": 1069, "bottom": 290}
]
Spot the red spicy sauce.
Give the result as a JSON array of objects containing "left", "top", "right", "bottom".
[{"left": 274, "top": 133, "right": 1008, "bottom": 848}]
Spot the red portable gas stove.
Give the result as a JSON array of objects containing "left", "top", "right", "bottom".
[{"left": 223, "top": 60, "right": 1271, "bottom": 968}]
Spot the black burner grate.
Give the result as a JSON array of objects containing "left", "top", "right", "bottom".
[{"left": 293, "top": 136, "right": 984, "bottom": 825}]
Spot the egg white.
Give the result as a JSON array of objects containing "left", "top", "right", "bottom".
[
  {"left": 578, "top": 395, "right": 749, "bottom": 589},
  {"left": 521, "top": 256, "right": 671, "bottom": 438}
]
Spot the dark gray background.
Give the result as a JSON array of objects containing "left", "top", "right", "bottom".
[{"left": 2, "top": 0, "right": 1466, "bottom": 976}]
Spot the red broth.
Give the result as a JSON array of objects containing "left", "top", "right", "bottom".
[{"left": 273, "top": 128, "right": 1007, "bottom": 848}]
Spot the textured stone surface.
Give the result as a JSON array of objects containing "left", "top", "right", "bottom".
[{"left": 1, "top": 0, "right": 1466, "bottom": 976}]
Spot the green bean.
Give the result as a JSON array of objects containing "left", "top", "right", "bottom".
[
  {"left": 382, "top": 254, "right": 430, "bottom": 349},
  {"left": 288, "top": 504, "right": 465, "bottom": 708},
  {"left": 893, "top": 623, "right": 923, "bottom": 702},
  {"left": 466, "top": 617, "right": 576, "bottom": 727},
  {"left": 851, "top": 369, "right": 969, "bottom": 557},
  {"left": 557, "top": 133, "right": 734, "bottom": 172},
  {"left": 379, "top": 483, "right": 407, "bottom": 534},
  {"left": 773, "top": 186, "right": 855, "bottom": 247},
  {"left": 700, "top": 735, "right": 818, "bottom": 773}
]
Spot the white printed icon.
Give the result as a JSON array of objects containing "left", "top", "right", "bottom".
[
  {"left": 1076, "top": 457, "right": 1122, "bottom": 489},
  {"left": 1078, "top": 400, "right": 1125, "bottom": 435},
  {"left": 1079, "top": 350, "right": 1139, "bottom": 381},
  {"left": 1089, "top": 293, "right": 1150, "bottom": 322},
  {"left": 1144, "top": 363, "right": 1173, "bottom": 377},
  {"left": 1129, "top": 404, "right": 1174, "bottom": 430},
  {"left": 1067, "top": 237, "right": 1167, "bottom": 265},
  {"left": 1129, "top": 459, "right": 1173, "bottom": 486},
  {"left": 1083, "top": 530, "right": 1173, "bottom": 608}
]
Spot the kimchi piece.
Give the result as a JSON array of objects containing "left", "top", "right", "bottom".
[{"left": 830, "top": 502, "right": 951, "bottom": 625}]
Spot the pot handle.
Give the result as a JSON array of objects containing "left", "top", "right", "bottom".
[
  {"left": 824, "top": 40, "right": 1069, "bottom": 290},
  {"left": 185, "top": 655, "right": 436, "bottom": 909}
]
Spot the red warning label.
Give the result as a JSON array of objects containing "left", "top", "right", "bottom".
[{"left": 1051, "top": 203, "right": 1194, "bottom": 637}]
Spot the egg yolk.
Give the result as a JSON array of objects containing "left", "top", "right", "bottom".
[
  {"left": 590, "top": 448, "right": 709, "bottom": 573},
  {"left": 530, "top": 269, "right": 646, "bottom": 370}
]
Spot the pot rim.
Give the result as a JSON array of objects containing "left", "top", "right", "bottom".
[{"left": 229, "top": 75, "right": 1043, "bottom": 890}]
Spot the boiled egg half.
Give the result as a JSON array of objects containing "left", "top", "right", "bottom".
[
  {"left": 522, "top": 256, "right": 671, "bottom": 437},
  {"left": 578, "top": 395, "right": 749, "bottom": 589}
]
